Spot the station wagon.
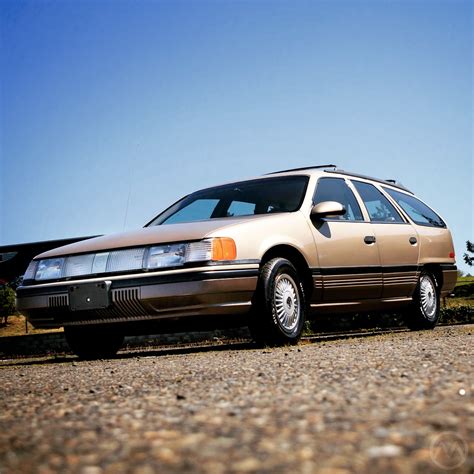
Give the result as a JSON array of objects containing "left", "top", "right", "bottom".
[{"left": 17, "top": 166, "right": 457, "bottom": 358}]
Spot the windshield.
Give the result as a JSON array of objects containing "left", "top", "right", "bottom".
[{"left": 147, "top": 176, "right": 309, "bottom": 226}]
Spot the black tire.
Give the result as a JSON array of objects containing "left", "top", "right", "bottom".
[
  {"left": 404, "top": 271, "right": 440, "bottom": 330},
  {"left": 249, "top": 258, "right": 306, "bottom": 346},
  {"left": 64, "top": 325, "right": 124, "bottom": 359}
]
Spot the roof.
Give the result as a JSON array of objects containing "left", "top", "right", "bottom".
[
  {"left": 264, "top": 165, "right": 413, "bottom": 194},
  {"left": 265, "top": 164, "right": 337, "bottom": 175}
]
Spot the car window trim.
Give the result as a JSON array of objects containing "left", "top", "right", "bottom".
[
  {"left": 311, "top": 176, "right": 366, "bottom": 223},
  {"left": 350, "top": 179, "right": 409, "bottom": 225}
]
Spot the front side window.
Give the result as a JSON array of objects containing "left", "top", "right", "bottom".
[
  {"left": 313, "top": 177, "right": 363, "bottom": 221},
  {"left": 383, "top": 187, "right": 446, "bottom": 228},
  {"left": 148, "top": 176, "right": 309, "bottom": 226},
  {"left": 352, "top": 181, "right": 404, "bottom": 223}
]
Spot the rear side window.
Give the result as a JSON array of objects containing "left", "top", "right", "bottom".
[
  {"left": 383, "top": 188, "right": 446, "bottom": 228},
  {"left": 352, "top": 181, "right": 404, "bottom": 223},
  {"left": 313, "top": 178, "right": 363, "bottom": 221}
]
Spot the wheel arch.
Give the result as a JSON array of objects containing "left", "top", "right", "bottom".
[
  {"left": 260, "top": 244, "right": 313, "bottom": 300},
  {"left": 421, "top": 263, "right": 443, "bottom": 290}
]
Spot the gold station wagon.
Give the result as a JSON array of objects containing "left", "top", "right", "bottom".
[{"left": 17, "top": 165, "right": 457, "bottom": 358}]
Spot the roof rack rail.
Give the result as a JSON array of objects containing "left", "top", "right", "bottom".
[
  {"left": 265, "top": 164, "right": 337, "bottom": 175},
  {"left": 324, "top": 169, "right": 413, "bottom": 194}
]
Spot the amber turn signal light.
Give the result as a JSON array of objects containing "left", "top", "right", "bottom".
[{"left": 211, "top": 238, "right": 237, "bottom": 261}]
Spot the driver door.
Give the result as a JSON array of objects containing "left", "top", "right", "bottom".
[{"left": 309, "top": 177, "right": 382, "bottom": 301}]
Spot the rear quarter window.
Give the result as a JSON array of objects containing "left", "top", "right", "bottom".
[{"left": 383, "top": 188, "right": 446, "bottom": 228}]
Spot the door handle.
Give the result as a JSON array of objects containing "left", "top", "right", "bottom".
[
  {"left": 409, "top": 237, "right": 417, "bottom": 245},
  {"left": 364, "top": 235, "right": 376, "bottom": 244}
]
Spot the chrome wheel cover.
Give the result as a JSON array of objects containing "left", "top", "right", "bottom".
[
  {"left": 420, "top": 275, "right": 437, "bottom": 320},
  {"left": 274, "top": 273, "right": 301, "bottom": 331}
]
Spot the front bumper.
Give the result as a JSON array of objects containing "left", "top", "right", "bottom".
[{"left": 16, "top": 265, "right": 259, "bottom": 328}]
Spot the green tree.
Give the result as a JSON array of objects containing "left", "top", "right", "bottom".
[
  {"left": 0, "top": 285, "right": 16, "bottom": 325},
  {"left": 464, "top": 240, "right": 474, "bottom": 266}
]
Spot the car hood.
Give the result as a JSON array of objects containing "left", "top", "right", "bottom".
[{"left": 35, "top": 216, "right": 274, "bottom": 259}]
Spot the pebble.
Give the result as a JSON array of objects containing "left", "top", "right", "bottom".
[{"left": 366, "top": 444, "right": 403, "bottom": 458}]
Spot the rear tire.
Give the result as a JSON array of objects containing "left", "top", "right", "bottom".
[
  {"left": 64, "top": 325, "right": 124, "bottom": 359},
  {"left": 249, "top": 258, "right": 306, "bottom": 346},
  {"left": 404, "top": 271, "right": 440, "bottom": 330}
]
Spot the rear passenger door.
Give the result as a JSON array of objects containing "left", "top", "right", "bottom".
[
  {"left": 310, "top": 177, "right": 382, "bottom": 301},
  {"left": 351, "top": 181, "right": 420, "bottom": 298}
]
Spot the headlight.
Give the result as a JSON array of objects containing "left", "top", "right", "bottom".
[
  {"left": 23, "top": 260, "right": 38, "bottom": 280},
  {"left": 24, "top": 237, "right": 236, "bottom": 282},
  {"left": 64, "top": 254, "right": 95, "bottom": 277},
  {"left": 92, "top": 252, "right": 110, "bottom": 273},
  {"left": 35, "top": 258, "right": 65, "bottom": 281},
  {"left": 185, "top": 240, "right": 213, "bottom": 262},
  {"left": 107, "top": 248, "right": 146, "bottom": 273},
  {"left": 185, "top": 238, "right": 236, "bottom": 262},
  {"left": 145, "top": 244, "right": 186, "bottom": 269},
  {"left": 146, "top": 238, "right": 236, "bottom": 269}
]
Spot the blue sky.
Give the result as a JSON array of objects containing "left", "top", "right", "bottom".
[{"left": 0, "top": 0, "right": 472, "bottom": 271}]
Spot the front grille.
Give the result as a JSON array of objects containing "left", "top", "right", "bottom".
[
  {"left": 53, "top": 286, "right": 150, "bottom": 325},
  {"left": 112, "top": 287, "right": 148, "bottom": 316},
  {"left": 49, "top": 294, "right": 68, "bottom": 308}
]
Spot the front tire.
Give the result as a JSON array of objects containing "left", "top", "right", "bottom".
[
  {"left": 249, "top": 258, "right": 306, "bottom": 346},
  {"left": 64, "top": 325, "right": 124, "bottom": 359},
  {"left": 404, "top": 271, "right": 440, "bottom": 330}
]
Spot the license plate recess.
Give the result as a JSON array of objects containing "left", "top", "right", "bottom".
[{"left": 69, "top": 281, "right": 112, "bottom": 311}]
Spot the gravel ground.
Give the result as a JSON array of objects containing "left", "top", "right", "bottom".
[{"left": 0, "top": 325, "right": 472, "bottom": 474}]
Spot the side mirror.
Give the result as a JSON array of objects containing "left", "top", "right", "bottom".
[{"left": 311, "top": 201, "right": 346, "bottom": 219}]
